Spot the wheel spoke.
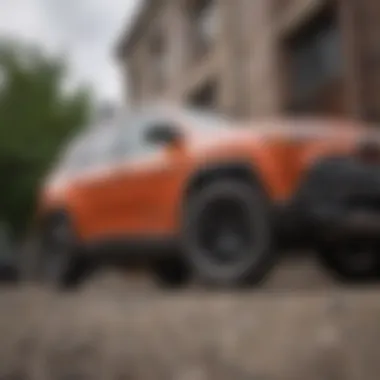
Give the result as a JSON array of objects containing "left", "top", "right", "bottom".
[{"left": 197, "top": 197, "right": 252, "bottom": 265}]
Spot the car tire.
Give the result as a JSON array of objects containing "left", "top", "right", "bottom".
[
  {"left": 317, "top": 238, "right": 380, "bottom": 283},
  {"left": 0, "top": 264, "right": 17, "bottom": 284},
  {"left": 19, "top": 214, "right": 91, "bottom": 290},
  {"left": 181, "top": 179, "right": 277, "bottom": 287}
]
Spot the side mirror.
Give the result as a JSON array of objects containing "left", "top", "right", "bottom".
[{"left": 146, "top": 123, "right": 182, "bottom": 146}]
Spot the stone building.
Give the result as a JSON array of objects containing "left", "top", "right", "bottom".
[{"left": 116, "top": 0, "right": 380, "bottom": 121}]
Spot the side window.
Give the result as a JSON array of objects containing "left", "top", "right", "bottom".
[
  {"left": 112, "top": 117, "right": 140, "bottom": 160},
  {"left": 133, "top": 119, "right": 167, "bottom": 157},
  {"left": 114, "top": 113, "right": 171, "bottom": 160},
  {"left": 59, "top": 128, "right": 117, "bottom": 174},
  {"left": 87, "top": 128, "right": 117, "bottom": 167}
]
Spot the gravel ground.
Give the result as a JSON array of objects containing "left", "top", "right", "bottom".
[{"left": 0, "top": 255, "right": 380, "bottom": 380}]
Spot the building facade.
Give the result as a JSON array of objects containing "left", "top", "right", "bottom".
[{"left": 116, "top": 0, "right": 380, "bottom": 121}]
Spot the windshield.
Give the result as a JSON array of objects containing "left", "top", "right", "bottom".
[
  {"left": 56, "top": 123, "right": 118, "bottom": 174},
  {"left": 61, "top": 134, "right": 92, "bottom": 171},
  {"left": 53, "top": 107, "right": 228, "bottom": 175}
]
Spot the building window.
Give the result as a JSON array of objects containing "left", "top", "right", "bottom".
[
  {"left": 189, "top": 0, "right": 218, "bottom": 60},
  {"left": 188, "top": 80, "right": 218, "bottom": 109},
  {"left": 285, "top": 8, "right": 343, "bottom": 114}
]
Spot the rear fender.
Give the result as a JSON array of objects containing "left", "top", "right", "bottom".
[{"left": 247, "top": 142, "right": 300, "bottom": 201}]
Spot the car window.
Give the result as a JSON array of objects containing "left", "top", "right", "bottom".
[
  {"left": 57, "top": 135, "right": 88, "bottom": 172},
  {"left": 181, "top": 109, "right": 230, "bottom": 131},
  {"left": 111, "top": 115, "right": 139, "bottom": 159},
  {"left": 114, "top": 112, "right": 171, "bottom": 160},
  {"left": 59, "top": 126, "right": 117, "bottom": 174},
  {"left": 87, "top": 127, "right": 117, "bottom": 166}
]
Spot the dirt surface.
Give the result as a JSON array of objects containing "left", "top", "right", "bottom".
[{"left": 1, "top": 255, "right": 380, "bottom": 380}]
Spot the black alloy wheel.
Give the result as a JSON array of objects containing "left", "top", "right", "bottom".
[{"left": 182, "top": 179, "right": 277, "bottom": 287}]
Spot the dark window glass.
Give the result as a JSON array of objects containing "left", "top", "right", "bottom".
[
  {"left": 287, "top": 9, "right": 342, "bottom": 112},
  {"left": 189, "top": 0, "right": 217, "bottom": 59}
]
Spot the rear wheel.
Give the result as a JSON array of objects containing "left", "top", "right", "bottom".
[
  {"left": 182, "top": 180, "right": 277, "bottom": 287},
  {"left": 317, "top": 238, "right": 380, "bottom": 283}
]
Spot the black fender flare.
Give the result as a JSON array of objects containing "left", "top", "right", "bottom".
[{"left": 288, "top": 155, "right": 374, "bottom": 224}]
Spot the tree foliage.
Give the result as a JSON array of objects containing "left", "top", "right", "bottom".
[{"left": 0, "top": 40, "right": 93, "bottom": 237}]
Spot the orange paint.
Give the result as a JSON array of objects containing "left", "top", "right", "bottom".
[{"left": 38, "top": 116, "right": 373, "bottom": 244}]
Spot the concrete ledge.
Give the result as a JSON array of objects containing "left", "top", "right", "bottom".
[{"left": 0, "top": 285, "right": 380, "bottom": 379}]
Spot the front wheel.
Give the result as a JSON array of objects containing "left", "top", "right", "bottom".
[
  {"left": 19, "top": 214, "right": 90, "bottom": 290},
  {"left": 181, "top": 180, "right": 277, "bottom": 287}
]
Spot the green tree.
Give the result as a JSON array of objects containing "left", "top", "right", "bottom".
[{"left": 0, "top": 39, "right": 93, "bottom": 238}]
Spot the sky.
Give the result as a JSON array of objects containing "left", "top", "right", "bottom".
[{"left": 0, "top": 0, "right": 142, "bottom": 105}]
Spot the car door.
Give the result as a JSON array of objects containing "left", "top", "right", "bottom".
[
  {"left": 72, "top": 125, "right": 123, "bottom": 238},
  {"left": 104, "top": 112, "right": 185, "bottom": 238}
]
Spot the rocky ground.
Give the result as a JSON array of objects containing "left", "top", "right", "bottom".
[{"left": 0, "top": 254, "right": 380, "bottom": 380}]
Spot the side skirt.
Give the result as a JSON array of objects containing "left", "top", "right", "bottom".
[{"left": 81, "top": 234, "right": 180, "bottom": 266}]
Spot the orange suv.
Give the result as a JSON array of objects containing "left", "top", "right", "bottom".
[{"left": 23, "top": 105, "right": 380, "bottom": 288}]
